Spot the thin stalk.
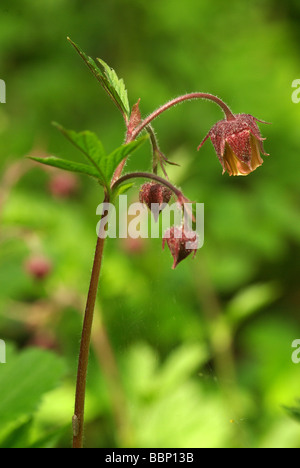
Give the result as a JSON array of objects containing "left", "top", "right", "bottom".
[
  {"left": 73, "top": 193, "right": 109, "bottom": 448},
  {"left": 110, "top": 126, "right": 134, "bottom": 185},
  {"left": 112, "top": 171, "right": 195, "bottom": 224},
  {"left": 111, "top": 93, "right": 234, "bottom": 185},
  {"left": 112, "top": 171, "right": 185, "bottom": 199},
  {"left": 130, "top": 92, "right": 235, "bottom": 141},
  {"left": 110, "top": 127, "right": 160, "bottom": 185}
]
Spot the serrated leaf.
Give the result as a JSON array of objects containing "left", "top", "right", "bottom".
[
  {"left": 68, "top": 38, "right": 130, "bottom": 119},
  {"left": 53, "top": 123, "right": 147, "bottom": 185},
  {"left": 0, "top": 348, "right": 65, "bottom": 425},
  {"left": 29, "top": 156, "right": 103, "bottom": 181},
  {"left": 97, "top": 58, "right": 130, "bottom": 116},
  {"left": 53, "top": 122, "right": 106, "bottom": 175},
  {"left": 105, "top": 135, "right": 148, "bottom": 182}
]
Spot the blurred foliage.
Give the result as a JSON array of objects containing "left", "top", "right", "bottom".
[{"left": 0, "top": 0, "right": 300, "bottom": 448}]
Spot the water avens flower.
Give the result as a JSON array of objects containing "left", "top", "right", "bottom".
[
  {"left": 198, "top": 113, "right": 270, "bottom": 176},
  {"left": 33, "top": 39, "right": 271, "bottom": 447}
]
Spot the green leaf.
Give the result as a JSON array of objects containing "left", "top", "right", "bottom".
[
  {"left": 97, "top": 58, "right": 130, "bottom": 116},
  {"left": 0, "top": 419, "right": 33, "bottom": 448},
  {"left": 112, "top": 182, "right": 135, "bottom": 201},
  {"left": 0, "top": 348, "right": 65, "bottom": 425},
  {"left": 29, "top": 156, "right": 103, "bottom": 180},
  {"left": 67, "top": 38, "right": 130, "bottom": 119},
  {"left": 53, "top": 122, "right": 106, "bottom": 179},
  {"left": 105, "top": 135, "right": 148, "bottom": 182},
  {"left": 28, "top": 425, "right": 69, "bottom": 449},
  {"left": 284, "top": 404, "right": 300, "bottom": 423},
  {"left": 155, "top": 344, "right": 208, "bottom": 396},
  {"left": 226, "top": 282, "right": 281, "bottom": 327},
  {"left": 52, "top": 124, "right": 147, "bottom": 187}
]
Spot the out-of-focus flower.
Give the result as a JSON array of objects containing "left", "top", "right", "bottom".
[
  {"left": 198, "top": 114, "right": 269, "bottom": 176},
  {"left": 27, "top": 331, "right": 57, "bottom": 350},
  {"left": 139, "top": 182, "right": 172, "bottom": 221},
  {"left": 49, "top": 173, "right": 79, "bottom": 198},
  {"left": 24, "top": 255, "right": 52, "bottom": 280},
  {"left": 120, "top": 237, "right": 146, "bottom": 255},
  {"left": 162, "top": 225, "right": 198, "bottom": 269}
]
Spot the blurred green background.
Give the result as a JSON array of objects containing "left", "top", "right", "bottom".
[{"left": 0, "top": 0, "right": 300, "bottom": 448}]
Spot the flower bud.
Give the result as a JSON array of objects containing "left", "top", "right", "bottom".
[
  {"left": 162, "top": 226, "right": 198, "bottom": 269},
  {"left": 198, "top": 114, "right": 269, "bottom": 176},
  {"left": 139, "top": 182, "right": 172, "bottom": 221}
]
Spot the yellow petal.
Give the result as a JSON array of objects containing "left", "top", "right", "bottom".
[
  {"left": 250, "top": 135, "right": 264, "bottom": 171},
  {"left": 223, "top": 144, "right": 250, "bottom": 176}
]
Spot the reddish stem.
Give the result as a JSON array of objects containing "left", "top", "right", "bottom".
[
  {"left": 130, "top": 92, "right": 235, "bottom": 141},
  {"left": 73, "top": 193, "right": 109, "bottom": 448},
  {"left": 112, "top": 171, "right": 184, "bottom": 199},
  {"left": 111, "top": 93, "right": 234, "bottom": 185}
]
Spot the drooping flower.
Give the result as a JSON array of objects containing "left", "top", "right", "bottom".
[
  {"left": 162, "top": 225, "right": 198, "bottom": 269},
  {"left": 198, "top": 114, "right": 270, "bottom": 176},
  {"left": 139, "top": 182, "right": 172, "bottom": 221}
]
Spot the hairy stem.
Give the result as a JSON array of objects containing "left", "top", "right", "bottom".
[
  {"left": 131, "top": 92, "right": 235, "bottom": 141},
  {"left": 112, "top": 171, "right": 185, "bottom": 200},
  {"left": 73, "top": 193, "right": 109, "bottom": 448},
  {"left": 112, "top": 93, "right": 234, "bottom": 185}
]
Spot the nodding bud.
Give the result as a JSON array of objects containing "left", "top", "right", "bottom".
[
  {"left": 198, "top": 113, "right": 270, "bottom": 176},
  {"left": 25, "top": 256, "right": 52, "bottom": 280},
  {"left": 162, "top": 226, "right": 198, "bottom": 269},
  {"left": 139, "top": 182, "right": 172, "bottom": 221}
]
